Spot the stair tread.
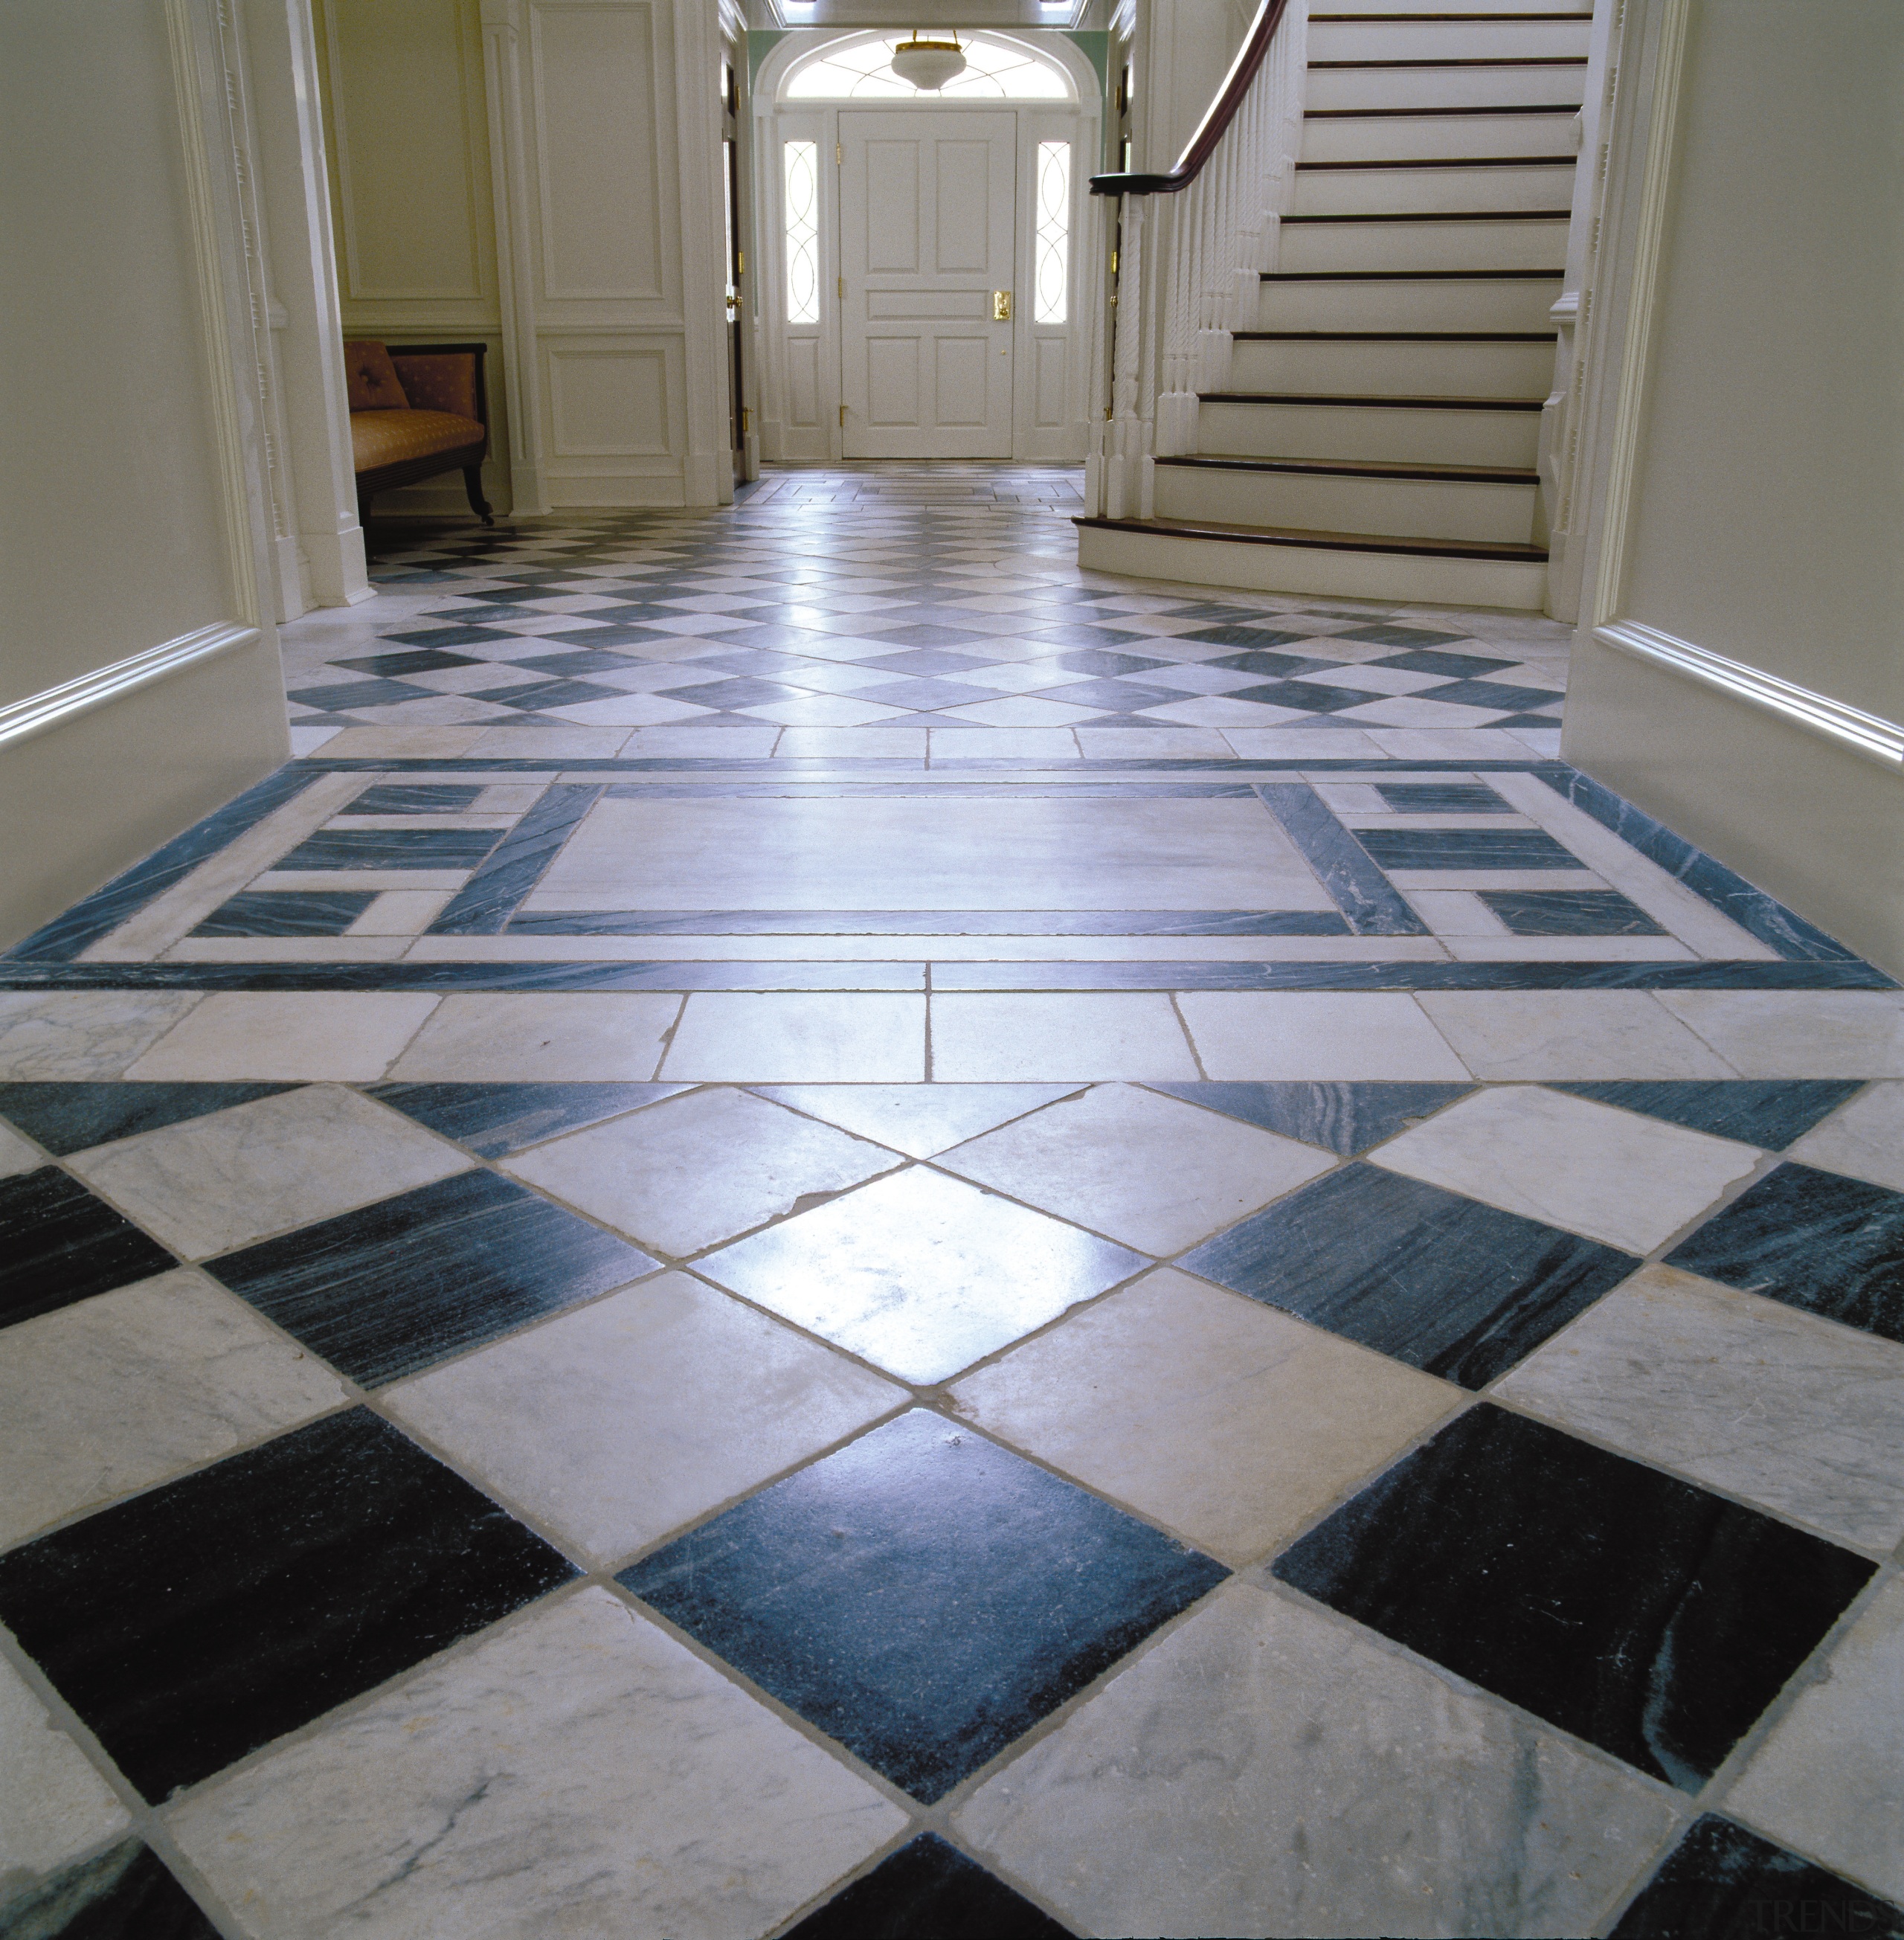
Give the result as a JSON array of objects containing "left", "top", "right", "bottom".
[
  {"left": 1159, "top": 455, "right": 1539, "bottom": 484},
  {"left": 1203, "top": 391, "right": 1545, "bottom": 411},
  {"left": 1237, "top": 330, "right": 1557, "bottom": 341},
  {"left": 1075, "top": 515, "right": 1549, "bottom": 563},
  {"left": 1297, "top": 155, "right": 1575, "bottom": 170}
]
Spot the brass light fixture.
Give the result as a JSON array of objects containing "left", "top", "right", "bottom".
[{"left": 890, "top": 30, "right": 967, "bottom": 91}]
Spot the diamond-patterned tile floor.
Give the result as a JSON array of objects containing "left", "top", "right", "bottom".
[{"left": 2, "top": 467, "right": 1900, "bottom": 1937}]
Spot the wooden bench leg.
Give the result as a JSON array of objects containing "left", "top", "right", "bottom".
[{"left": 463, "top": 466, "right": 495, "bottom": 526}]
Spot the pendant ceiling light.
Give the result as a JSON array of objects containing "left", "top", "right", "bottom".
[{"left": 890, "top": 30, "right": 967, "bottom": 91}]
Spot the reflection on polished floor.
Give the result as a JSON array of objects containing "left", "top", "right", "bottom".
[{"left": 2, "top": 466, "right": 1901, "bottom": 1939}]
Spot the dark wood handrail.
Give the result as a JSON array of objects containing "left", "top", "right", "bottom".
[{"left": 1090, "top": 0, "right": 1293, "bottom": 196}]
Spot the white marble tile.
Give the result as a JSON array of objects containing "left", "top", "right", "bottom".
[
  {"left": 0, "top": 1120, "right": 44, "bottom": 1177},
  {"left": 0, "top": 1654, "right": 130, "bottom": 1884},
  {"left": 1416, "top": 992, "right": 1737, "bottom": 1079},
  {"left": 699, "top": 1165, "right": 1144, "bottom": 1384},
  {"left": 541, "top": 693, "right": 714, "bottom": 727},
  {"left": 955, "top": 1581, "right": 1676, "bottom": 1940},
  {"left": 0, "top": 992, "right": 204, "bottom": 1080},
  {"left": 1785, "top": 1082, "right": 1904, "bottom": 1192},
  {"left": 930, "top": 994, "right": 1200, "bottom": 1082},
  {"left": 538, "top": 794, "right": 1334, "bottom": 913},
  {"left": 1220, "top": 728, "right": 1389, "bottom": 759},
  {"left": 312, "top": 727, "right": 484, "bottom": 758},
  {"left": 0, "top": 1268, "right": 349, "bottom": 1548},
  {"left": 617, "top": 724, "right": 782, "bottom": 759},
  {"left": 1499, "top": 1265, "right": 1904, "bottom": 1552},
  {"left": 469, "top": 725, "right": 633, "bottom": 759},
  {"left": 1658, "top": 992, "right": 1904, "bottom": 1078},
  {"left": 1364, "top": 728, "right": 1548, "bottom": 759},
  {"left": 938, "top": 1084, "right": 1337, "bottom": 1254},
  {"left": 68, "top": 1085, "right": 470, "bottom": 1259},
  {"left": 1072, "top": 727, "right": 1232, "bottom": 758},
  {"left": 125, "top": 992, "right": 440, "bottom": 1081},
  {"left": 386, "top": 1276, "right": 902, "bottom": 1567},
  {"left": 751, "top": 1082, "right": 1078, "bottom": 1158},
  {"left": 168, "top": 1587, "right": 906, "bottom": 1938},
  {"left": 953, "top": 1270, "right": 1458, "bottom": 1564},
  {"left": 1371, "top": 1085, "right": 1760, "bottom": 1253},
  {"left": 930, "top": 728, "right": 1081, "bottom": 760},
  {"left": 385, "top": 992, "right": 683, "bottom": 1082},
  {"left": 504, "top": 1086, "right": 898, "bottom": 1256},
  {"left": 1179, "top": 992, "right": 1471, "bottom": 1080},
  {"left": 1727, "top": 1576, "right": 1904, "bottom": 1904},
  {"left": 659, "top": 993, "right": 925, "bottom": 1082},
  {"left": 774, "top": 727, "right": 927, "bottom": 759}
]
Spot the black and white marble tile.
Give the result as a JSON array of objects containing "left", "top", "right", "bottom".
[
  {"left": 0, "top": 1408, "right": 574, "bottom": 1799},
  {"left": 209, "top": 1166, "right": 658, "bottom": 1384},
  {"left": 1180, "top": 1161, "right": 1636, "bottom": 1387},
  {"left": 1666, "top": 1160, "right": 1904, "bottom": 1346},
  {"left": 0, "top": 1167, "right": 177, "bottom": 1329},
  {"left": 1273, "top": 1404, "right": 1875, "bottom": 1790},
  {"left": 1609, "top": 1815, "right": 1904, "bottom": 1940},
  {"left": 621, "top": 1409, "right": 1227, "bottom": 1802}
]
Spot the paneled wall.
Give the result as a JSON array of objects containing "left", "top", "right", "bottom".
[
  {"left": 1562, "top": 0, "right": 1904, "bottom": 975},
  {"left": 315, "top": 0, "right": 511, "bottom": 513},
  {"left": 315, "top": 0, "right": 730, "bottom": 514},
  {"left": 0, "top": 0, "right": 290, "bottom": 949}
]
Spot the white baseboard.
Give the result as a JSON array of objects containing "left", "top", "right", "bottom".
[
  {"left": 0, "top": 622, "right": 262, "bottom": 753},
  {"left": 1594, "top": 619, "right": 1903, "bottom": 770}
]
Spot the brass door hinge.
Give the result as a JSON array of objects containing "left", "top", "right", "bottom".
[
  {"left": 741, "top": 406, "right": 751, "bottom": 433},
  {"left": 836, "top": 141, "right": 843, "bottom": 164},
  {"left": 839, "top": 403, "right": 847, "bottom": 426},
  {"left": 736, "top": 248, "right": 744, "bottom": 274},
  {"left": 838, "top": 274, "right": 846, "bottom": 299}
]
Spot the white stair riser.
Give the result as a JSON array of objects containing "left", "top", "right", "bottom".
[
  {"left": 1279, "top": 216, "right": 1568, "bottom": 273},
  {"left": 1078, "top": 522, "right": 1549, "bottom": 610},
  {"left": 1199, "top": 398, "right": 1540, "bottom": 466},
  {"left": 1305, "top": 63, "right": 1588, "bottom": 111},
  {"left": 1229, "top": 335, "right": 1557, "bottom": 397},
  {"left": 1156, "top": 464, "right": 1538, "bottom": 543},
  {"left": 1261, "top": 275, "right": 1563, "bottom": 330},
  {"left": 1309, "top": 19, "right": 1592, "bottom": 60},
  {"left": 1301, "top": 110, "right": 1583, "bottom": 162},
  {"left": 1294, "top": 161, "right": 1577, "bottom": 215}
]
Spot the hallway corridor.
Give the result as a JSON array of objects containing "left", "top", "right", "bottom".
[{"left": 1, "top": 469, "right": 1901, "bottom": 1938}]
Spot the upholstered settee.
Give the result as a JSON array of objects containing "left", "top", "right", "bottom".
[{"left": 346, "top": 339, "right": 494, "bottom": 527}]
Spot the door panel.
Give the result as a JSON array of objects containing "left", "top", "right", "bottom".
[{"left": 840, "top": 110, "right": 1015, "bottom": 458}]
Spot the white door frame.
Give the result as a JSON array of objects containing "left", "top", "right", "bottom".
[{"left": 752, "top": 30, "right": 1101, "bottom": 465}]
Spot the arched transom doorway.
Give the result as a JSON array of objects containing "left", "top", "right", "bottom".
[{"left": 753, "top": 31, "right": 1100, "bottom": 463}]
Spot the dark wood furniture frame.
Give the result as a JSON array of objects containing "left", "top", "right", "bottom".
[{"left": 354, "top": 340, "right": 495, "bottom": 527}]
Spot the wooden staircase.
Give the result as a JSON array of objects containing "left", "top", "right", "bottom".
[{"left": 1078, "top": 0, "right": 1592, "bottom": 610}]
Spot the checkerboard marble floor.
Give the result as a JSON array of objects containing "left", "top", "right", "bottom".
[{"left": 3, "top": 468, "right": 1901, "bottom": 1939}]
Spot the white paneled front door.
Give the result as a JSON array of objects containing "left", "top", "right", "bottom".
[{"left": 837, "top": 110, "right": 1017, "bottom": 458}]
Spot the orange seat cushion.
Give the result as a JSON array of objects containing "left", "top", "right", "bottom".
[
  {"left": 344, "top": 340, "right": 410, "bottom": 411},
  {"left": 350, "top": 409, "right": 485, "bottom": 472}
]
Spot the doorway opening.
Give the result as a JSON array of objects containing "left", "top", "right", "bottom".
[{"left": 753, "top": 30, "right": 1099, "bottom": 466}]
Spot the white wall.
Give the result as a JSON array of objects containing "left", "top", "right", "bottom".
[
  {"left": 315, "top": 0, "right": 731, "bottom": 513},
  {"left": 1563, "top": 0, "right": 1903, "bottom": 974},
  {"left": 0, "top": 0, "right": 292, "bottom": 950}
]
